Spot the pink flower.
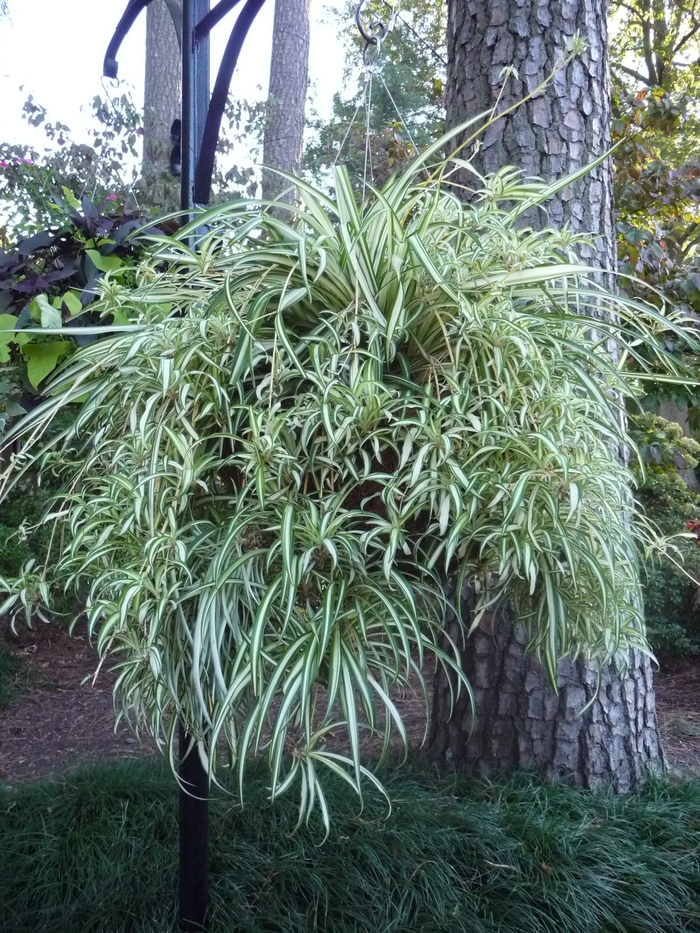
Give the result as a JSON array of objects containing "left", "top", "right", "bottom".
[
  {"left": 107, "top": 194, "right": 116, "bottom": 200},
  {"left": 22, "top": 158, "right": 32, "bottom": 164},
  {"left": 0, "top": 161, "right": 7, "bottom": 168}
]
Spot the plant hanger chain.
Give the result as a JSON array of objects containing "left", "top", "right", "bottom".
[
  {"left": 336, "top": 0, "right": 418, "bottom": 188},
  {"left": 356, "top": 0, "right": 392, "bottom": 67},
  {"left": 362, "top": 69, "right": 374, "bottom": 200}
]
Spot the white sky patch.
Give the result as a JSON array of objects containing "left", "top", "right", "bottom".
[{"left": 0, "top": 0, "right": 346, "bottom": 154}]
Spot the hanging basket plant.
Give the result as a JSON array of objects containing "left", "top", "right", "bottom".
[{"left": 0, "top": 121, "right": 695, "bottom": 826}]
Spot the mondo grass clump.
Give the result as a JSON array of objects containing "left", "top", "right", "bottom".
[{"left": 1, "top": 759, "right": 700, "bottom": 933}]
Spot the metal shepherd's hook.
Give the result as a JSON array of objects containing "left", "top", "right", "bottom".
[{"left": 355, "top": 0, "right": 387, "bottom": 67}]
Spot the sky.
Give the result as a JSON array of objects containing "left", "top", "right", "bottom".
[{"left": 0, "top": 0, "right": 347, "bottom": 154}]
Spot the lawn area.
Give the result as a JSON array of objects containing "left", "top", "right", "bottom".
[{"left": 1, "top": 759, "right": 699, "bottom": 933}]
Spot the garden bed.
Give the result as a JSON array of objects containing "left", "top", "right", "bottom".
[{"left": 2, "top": 620, "right": 700, "bottom": 783}]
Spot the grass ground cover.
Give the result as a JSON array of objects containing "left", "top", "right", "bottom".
[{"left": 1, "top": 759, "right": 699, "bottom": 933}]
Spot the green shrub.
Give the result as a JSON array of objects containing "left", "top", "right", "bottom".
[
  {"left": 642, "top": 562, "right": 700, "bottom": 656},
  {"left": 0, "top": 403, "right": 85, "bottom": 620},
  {"left": 0, "top": 478, "right": 54, "bottom": 580},
  {"left": 635, "top": 469, "right": 700, "bottom": 656},
  {"left": 1, "top": 760, "right": 699, "bottom": 933}
]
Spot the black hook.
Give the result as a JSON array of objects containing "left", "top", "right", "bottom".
[
  {"left": 355, "top": 0, "right": 387, "bottom": 66},
  {"left": 103, "top": 0, "right": 182, "bottom": 80}
]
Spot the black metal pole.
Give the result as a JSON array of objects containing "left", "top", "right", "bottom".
[
  {"left": 105, "top": 1, "right": 269, "bottom": 929},
  {"left": 181, "top": 0, "right": 211, "bottom": 219},
  {"left": 178, "top": 723, "right": 210, "bottom": 931},
  {"left": 180, "top": 3, "right": 211, "bottom": 931}
]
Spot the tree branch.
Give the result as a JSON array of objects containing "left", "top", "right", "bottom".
[
  {"left": 671, "top": 22, "right": 700, "bottom": 54},
  {"left": 614, "top": 62, "right": 654, "bottom": 85}
]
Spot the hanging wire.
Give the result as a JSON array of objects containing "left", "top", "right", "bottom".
[
  {"left": 345, "top": 0, "right": 427, "bottom": 193},
  {"left": 362, "top": 70, "right": 374, "bottom": 201},
  {"left": 332, "top": 99, "right": 364, "bottom": 167},
  {"left": 333, "top": 1, "right": 385, "bottom": 182},
  {"left": 376, "top": 71, "right": 419, "bottom": 155},
  {"left": 379, "top": 0, "right": 446, "bottom": 66}
]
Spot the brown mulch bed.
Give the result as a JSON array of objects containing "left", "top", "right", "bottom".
[
  {"left": 1, "top": 621, "right": 699, "bottom": 784},
  {"left": 655, "top": 657, "right": 700, "bottom": 776},
  {"left": 0, "top": 622, "right": 154, "bottom": 783}
]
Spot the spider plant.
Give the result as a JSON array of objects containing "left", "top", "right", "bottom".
[{"left": 0, "top": 121, "right": 696, "bottom": 827}]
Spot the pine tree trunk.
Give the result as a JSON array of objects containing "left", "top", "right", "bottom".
[
  {"left": 428, "top": 0, "right": 665, "bottom": 789},
  {"left": 445, "top": 0, "right": 614, "bottom": 273},
  {"left": 429, "top": 595, "right": 664, "bottom": 790},
  {"left": 142, "top": 0, "right": 181, "bottom": 211},
  {"left": 262, "top": 0, "right": 311, "bottom": 206}
]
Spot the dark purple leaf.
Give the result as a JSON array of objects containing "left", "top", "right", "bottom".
[
  {"left": 113, "top": 219, "right": 143, "bottom": 244},
  {"left": 81, "top": 195, "right": 99, "bottom": 224},
  {"left": 13, "top": 276, "right": 50, "bottom": 293},
  {"left": 17, "top": 231, "right": 56, "bottom": 256},
  {"left": 42, "top": 266, "right": 79, "bottom": 285},
  {"left": 95, "top": 218, "right": 115, "bottom": 237}
]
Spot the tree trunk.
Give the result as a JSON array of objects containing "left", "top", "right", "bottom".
[
  {"left": 142, "top": 0, "right": 181, "bottom": 211},
  {"left": 428, "top": 0, "right": 665, "bottom": 789},
  {"left": 262, "top": 0, "right": 311, "bottom": 206},
  {"left": 429, "top": 596, "right": 664, "bottom": 790},
  {"left": 445, "top": 0, "right": 614, "bottom": 273}
]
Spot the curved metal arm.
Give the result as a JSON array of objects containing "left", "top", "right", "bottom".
[
  {"left": 195, "top": 0, "right": 243, "bottom": 37},
  {"left": 105, "top": 0, "right": 269, "bottom": 209},
  {"left": 104, "top": 0, "right": 182, "bottom": 79},
  {"left": 194, "top": 0, "right": 268, "bottom": 205},
  {"left": 355, "top": 0, "right": 387, "bottom": 65}
]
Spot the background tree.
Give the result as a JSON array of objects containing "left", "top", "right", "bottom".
[
  {"left": 609, "top": 0, "right": 700, "bottom": 413},
  {"left": 262, "top": 0, "right": 312, "bottom": 204},
  {"left": 608, "top": 0, "right": 700, "bottom": 658},
  {"left": 141, "top": 0, "right": 181, "bottom": 211},
  {"left": 305, "top": 0, "right": 447, "bottom": 190},
  {"left": 427, "top": 0, "right": 664, "bottom": 790},
  {"left": 611, "top": 0, "right": 700, "bottom": 98}
]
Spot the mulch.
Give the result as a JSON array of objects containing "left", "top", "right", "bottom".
[
  {"left": 1, "top": 620, "right": 699, "bottom": 785},
  {"left": 0, "top": 621, "right": 154, "bottom": 783},
  {"left": 654, "top": 658, "right": 700, "bottom": 775}
]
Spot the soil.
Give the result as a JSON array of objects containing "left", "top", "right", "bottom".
[
  {"left": 654, "top": 657, "right": 700, "bottom": 776},
  {"left": 0, "top": 621, "right": 155, "bottom": 783},
  {"left": 1, "top": 621, "right": 699, "bottom": 785}
]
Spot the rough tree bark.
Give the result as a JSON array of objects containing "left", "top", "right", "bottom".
[
  {"left": 445, "top": 0, "right": 614, "bottom": 272},
  {"left": 262, "top": 0, "right": 311, "bottom": 205},
  {"left": 428, "top": 0, "right": 665, "bottom": 790},
  {"left": 142, "top": 0, "right": 181, "bottom": 210},
  {"left": 430, "top": 594, "right": 663, "bottom": 791}
]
